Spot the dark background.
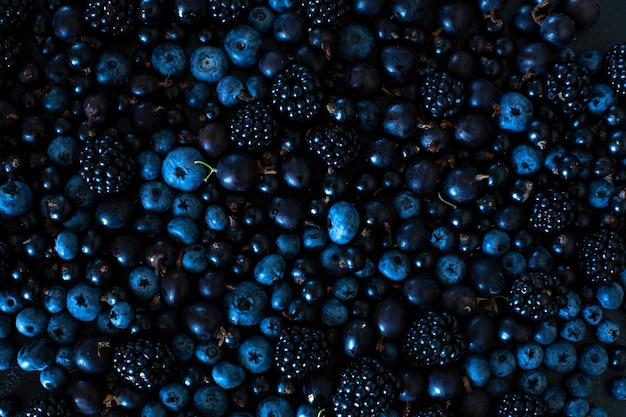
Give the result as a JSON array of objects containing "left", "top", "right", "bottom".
[{"left": 2, "top": 0, "right": 626, "bottom": 414}]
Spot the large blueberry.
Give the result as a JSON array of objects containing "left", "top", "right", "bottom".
[
  {"left": 162, "top": 147, "right": 208, "bottom": 192},
  {"left": 0, "top": 181, "right": 33, "bottom": 217},
  {"left": 224, "top": 281, "right": 267, "bottom": 326},
  {"left": 327, "top": 201, "right": 360, "bottom": 245}
]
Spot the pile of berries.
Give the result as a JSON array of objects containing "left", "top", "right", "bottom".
[{"left": 3, "top": 0, "right": 626, "bottom": 416}]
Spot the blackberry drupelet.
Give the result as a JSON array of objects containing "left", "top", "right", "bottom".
[
  {"left": 0, "top": 0, "right": 32, "bottom": 29},
  {"left": 498, "top": 392, "right": 546, "bottom": 417},
  {"left": 402, "top": 310, "right": 466, "bottom": 367},
  {"left": 274, "top": 325, "right": 332, "bottom": 379},
  {"left": 544, "top": 61, "right": 592, "bottom": 115},
  {"left": 208, "top": 0, "right": 249, "bottom": 26},
  {"left": 83, "top": 0, "right": 134, "bottom": 37},
  {"left": 332, "top": 357, "right": 399, "bottom": 417},
  {"left": 112, "top": 338, "right": 175, "bottom": 390},
  {"left": 528, "top": 189, "right": 576, "bottom": 234},
  {"left": 300, "top": 0, "right": 349, "bottom": 28},
  {"left": 605, "top": 43, "right": 626, "bottom": 96},
  {"left": 270, "top": 64, "right": 324, "bottom": 123},
  {"left": 229, "top": 101, "right": 277, "bottom": 150},
  {"left": 306, "top": 122, "right": 360, "bottom": 169},
  {"left": 20, "top": 395, "right": 71, "bottom": 417},
  {"left": 419, "top": 70, "right": 466, "bottom": 120},
  {"left": 0, "top": 33, "right": 20, "bottom": 75},
  {"left": 79, "top": 132, "right": 135, "bottom": 195},
  {"left": 579, "top": 229, "right": 626, "bottom": 284},
  {"left": 508, "top": 271, "right": 567, "bottom": 321}
]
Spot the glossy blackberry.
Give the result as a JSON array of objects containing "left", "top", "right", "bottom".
[
  {"left": 402, "top": 310, "right": 466, "bottom": 367},
  {"left": 20, "top": 395, "right": 71, "bottom": 417},
  {"left": 0, "top": 0, "right": 32, "bottom": 28},
  {"left": 208, "top": 0, "right": 249, "bottom": 26},
  {"left": 306, "top": 122, "right": 360, "bottom": 169},
  {"left": 0, "top": 33, "right": 20, "bottom": 75},
  {"left": 229, "top": 101, "right": 277, "bottom": 150},
  {"left": 419, "top": 70, "right": 466, "bottom": 120},
  {"left": 112, "top": 338, "right": 175, "bottom": 390},
  {"left": 275, "top": 326, "right": 332, "bottom": 379},
  {"left": 79, "top": 133, "right": 135, "bottom": 195},
  {"left": 411, "top": 404, "right": 452, "bottom": 417},
  {"left": 579, "top": 229, "right": 626, "bottom": 284},
  {"left": 544, "top": 62, "right": 592, "bottom": 115},
  {"left": 270, "top": 64, "right": 324, "bottom": 123},
  {"left": 605, "top": 43, "right": 626, "bottom": 96},
  {"left": 300, "top": 0, "right": 349, "bottom": 28},
  {"left": 83, "top": 0, "right": 134, "bottom": 37},
  {"left": 332, "top": 357, "right": 399, "bottom": 417},
  {"left": 528, "top": 189, "right": 576, "bottom": 234},
  {"left": 508, "top": 272, "right": 567, "bottom": 321},
  {"left": 498, "top": 392, "right": 546, "bottom": 417}
]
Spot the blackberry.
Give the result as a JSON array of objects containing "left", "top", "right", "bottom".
[
  {"left": 270, "top": 64, "right": 324, "bottom": 123},
  {"left": 605, "top": 43, "right": 626, "bottom": 96},
  {"left": 306, "top": 122, "right": 360, "bottom": 169},
  {"left": 528, "top": 189, "right": 576, "bottom": 234},
  {"left": 79, "top": 132, "right": 135, "bottom": 195},
  {"left": 20, "top": 395, "right": 71, "bottom": 417},
  {"left": 419, "top": 70, "right": 466, "bottom": 120},
  {"left": 83, "top": 0, "right": 134, "bottom": 37},
  {"left": 112, "top": 338, "right": 175, "bottom": 390},
  {"left": 229, "top": 101, "right": 277, "bottom": 150},
  {"left": 498, "top": 392, "right": 546, "bottom": 417},
  {"left": 208, "top": 0, "right": 249, "bottom": 26},
  {"left": 0, "top": 33, "right": 20, "bottom": 75},
  {"left": 508, "top": 272, "right": 567, "bottom": 321},
  {"left": 402, "top": 310, "right": 466, "bottom": 367},
  {"left": 274, "top": 325, "right": 332, "bottom": 379},
  {"left": 332, "top": 357, "right": 399, "bottom": 417},
  {"left": 579, "top": 229, "right": 626, "bottom": 284},
  {"left": 300, "top": 0, "right": 349, "bottom": 28},
  {"left": 544, "top": 62, "right": 592, "bottom": 115},
  {"left": 0, "top": 0, "right": 32, "bottom": 29}
]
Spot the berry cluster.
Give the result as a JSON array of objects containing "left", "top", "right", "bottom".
[{"left": 1, "top": 0, "right": 626, "bottom": 417}]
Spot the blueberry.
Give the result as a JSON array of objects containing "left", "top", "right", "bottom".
[
  {"left": 596, "top": 281, "right": 624, "bottom": 310},
  {"left": 193, "top": 384, "right": 229, "bottom": 417},
  {"left": 66, "top": 282, "right": 104, "bottom": 322},
  {"left": 378, "top": 249, "right": 411, "bottom": 282},
  {"left": 189, "top": 46, "right": 228, "bottom": 83},
  {"left": 463, "top": 354, "right": 491, "bottom": 387},
  {"left": 488, "top": 348, "right": 517, "bottom": 377},
  {"left": 565, "top": 371, "right": 594, "bottom": 397},
  {"left": 224, "top": 281, "right": 267, "bottom": 326},
  {"left": 212, "top": 360, "right": 246, "bottom": 389},
  {"left": 516, "top": 341, "right": 544, "bottom": 370},
  {"left": 498, "top": 92, "right": 534, "bottom": 133},
  {"left": 597, "top": 318, "right": 621, "bottom": 344},
  {"left": 17, "top": 338, "right": 55, "bottom": 371},
  {"left": 162, "top": 146, "right": 209, "bottom": 192},
  {"left": 158, "top": 382, "right": 190, "bottom": 411},
  {"left": 15, "top": 307, "right": 48, "bottom": 337},
  {"left": 257, "top": 396, "right": 294, "bottom": 417},
  {"left": 544, "top": 340, "right": 577, "bottom": 374},
  {"left": 151, "top": 42, "right": 188, "bottom": 79},
  {"left": 224, "top": 25, "right": 263, "bottom": 69},
  {"left": 0, "top": 181, "right": 33, "bottom": 217}
]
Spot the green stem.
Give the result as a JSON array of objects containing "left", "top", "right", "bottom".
[{"left": 194, "top": 160, "right": 218, "bottom": 182}]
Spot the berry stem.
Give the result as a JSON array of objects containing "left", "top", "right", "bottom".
[{"left": 194, "top": 160, "right": 218, "bottom": 182}]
